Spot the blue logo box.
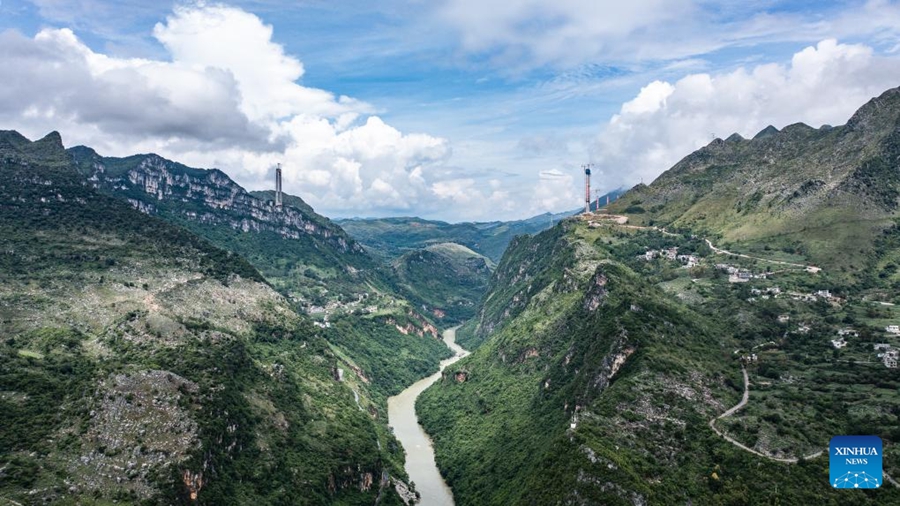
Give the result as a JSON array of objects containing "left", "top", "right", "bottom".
[{"left": 830, "top": 435, "right": 882, "bottom": 489}]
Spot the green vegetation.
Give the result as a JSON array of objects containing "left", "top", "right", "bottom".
[
  {"left": 419, "top": 87, "right": 900, "bottom": 505},
  {"left": 607, "top": 87, "right": 900, "bottom": 280},
  {"left": 337, "top": 211, "right": 574, "bottom": 263},
  {"left": 419, "top": 218, "right": 900, "bottom": 504},
  {"left": 0, "top": 131, "right": 411, "bottom": 504},
  {"left": 66, "top": 143, "right": 452, "bottom": 404},
  {"left": 386, "top": 243, "right": 492, "bottom": 325}
]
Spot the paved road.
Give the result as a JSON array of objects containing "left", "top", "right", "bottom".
[
  {"left": 709, "top": 366, "right": 824, "bottom": 464},
  {"left": 587, "top": 213, "right": 821, "bottom": 273},
  {"left": 592, "top": 213, "right": 900, "bottom": 484},
  {"left": 704, "top": 239, "right": 821, "bottom": 273}
]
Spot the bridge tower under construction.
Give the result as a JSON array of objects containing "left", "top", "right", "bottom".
[
  {"left": 275, "top": 163, "right": 283, "bottom": 208},
  {"left": 583, "top": 164, "right": 593, "bottom": 214}
]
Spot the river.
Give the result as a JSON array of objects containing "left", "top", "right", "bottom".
[{"left": 387, "top": 326, "right": 469, "bottom": 506}]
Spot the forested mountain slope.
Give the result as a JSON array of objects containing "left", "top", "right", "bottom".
[
  {"left": 387, "top": 243, "right": 493, "bottom": 325},
  {"left": 67, "top": 144, "right": 452, "bottom": 399},
  {"left": 421, "top": 217, "right": 900, "bottom": 504},
  {"left": 0, "top": 131, "right": 414, "bottom": 505}
]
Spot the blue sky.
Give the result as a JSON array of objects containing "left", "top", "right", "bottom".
[{"left": 1, "top": 1, "right": 900, "bottom": 221}]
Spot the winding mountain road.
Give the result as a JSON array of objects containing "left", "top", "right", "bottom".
[
  {"left": 703, "top": 239, "right": 821, "bottom": 273},
  {"left": 708, "top": 366, "right": 900, "bottom": 491},
  {"left": 593, "top": 213, "right": 900, "bottom": 484},
  {"left": 709, "top": 366, "right": 824, "bottom": 463},
  {"left": 586, "top": 213, "right": 822, "bottom": 273}
]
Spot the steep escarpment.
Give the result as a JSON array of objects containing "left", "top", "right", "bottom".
[
  {"left": 69, "top": 147, "right": 371, "bottom": 302},
  {"left": 0, "top": 132, "right": 410, "bottom": 504},
  {"left": 66, "top": 143, "right": 453, "bottom": 401},
  {"left": 457, "top": 223, "right": 574, "bottom": 349},
  {"left": 418, "top": 217, "right": 900, "bottom": 505}
]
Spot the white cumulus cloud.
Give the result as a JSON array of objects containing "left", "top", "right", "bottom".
[
  {"left": 593, "top": 39, "right": 900, "bottom": 190},
  {"left": 0, "top": 4, "right": 472, "bottom": 218}
]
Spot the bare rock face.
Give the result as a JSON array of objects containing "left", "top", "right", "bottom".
[
  {"left": 72, "top": 370, "right": 200, "bottom": 500},
  {"left": 591, "top": 333, "right": 635, "bottom": 392},
  {"left": 583, "top": 270, "right": 608, "bottom": 311},
  {"left": 74, "top": 151, "right": 363, "bottom": 255}
]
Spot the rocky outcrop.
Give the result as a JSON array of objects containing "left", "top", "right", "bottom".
[
  {"left": 583, "top": 271, "right": 608, "bottom": 311},
  {"left": 73, "top": 151, "right": 363, "bottom": 255},
  {"left": 72, "top": 370, "right": 200, "bottom": 500},
  {"left": 591, "top": 333, "right": 635, "bottom": 392}
]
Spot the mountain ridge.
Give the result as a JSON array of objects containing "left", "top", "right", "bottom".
[
  {"left": 0, "top": 131, "right": 413, "bottom": 504},
  {"left": 607, "top": 85, "right": 900, "bottom": 275}
]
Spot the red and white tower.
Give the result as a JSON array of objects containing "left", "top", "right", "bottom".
[{"left": 583, "top": 164, "right": 593, "bottom": 213}]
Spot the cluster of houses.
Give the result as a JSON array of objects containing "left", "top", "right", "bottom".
[
  {"left": 738, "top": 353, "right": 759, "bottom": 363},
  {"left": 824, "top": 326, "right": 899, "bottom": 368},
  {"left": 307, "top": 293, "right": 379, "bottom": 317},
  {"left": 747, "top": 286, "right": 783, "bottom": 301},
  {"left": 716, "top": 263, "right": 758, "bottom": 282},
  {"left": 639, "top": 247, "right": 700, "bottom": 267},
  {"left": 829, "top": 328, "right": 862, "bottom": 350},
  {"left": 785, "top": 289, "right": 844, "bottom": 304},
  {"left": 875, "top": 343, "right": 898, "bottom": 368}
]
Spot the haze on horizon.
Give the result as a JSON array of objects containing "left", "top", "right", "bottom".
[{"left": 1, "top": 0, "right": 900, "bottom": 222}]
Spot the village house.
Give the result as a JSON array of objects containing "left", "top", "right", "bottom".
[
  {"left": 884, "top": 350, "right": 899, "bottom": 368},
  {"left": 874, "top": 343, "right": 892, "bottom": 351},
  {"left": 777, "top": 314, "right": 790, "bottom": 323},
  {"left": 887, "top": 325, "right": 900, "bottom": 334},
  {"left": 837, "top": 328, "right": 858, "bottom": 337},
  {"left": 831, "top": 337, "right": 847, "bottom": 349}
]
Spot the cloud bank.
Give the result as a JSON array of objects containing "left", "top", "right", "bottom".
[
  {"left": 593, "top": 39, "right": 900, "bottom": 191},
  {"left": 0, "top": 4, "right": 501, "bottom": 218},
  {"left": 2, "top": 3, "right": 900, "bottom": 220},
  {"left": 438, "top": 0, "right": 900, "bottom": 71}
]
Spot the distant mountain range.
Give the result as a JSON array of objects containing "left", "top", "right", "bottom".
[
  {"left": 337, "top": 190, "right": 626, "bottom": 265},
  {"left": 8, "top": 83, "right": 897, "bottom": 505}
]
